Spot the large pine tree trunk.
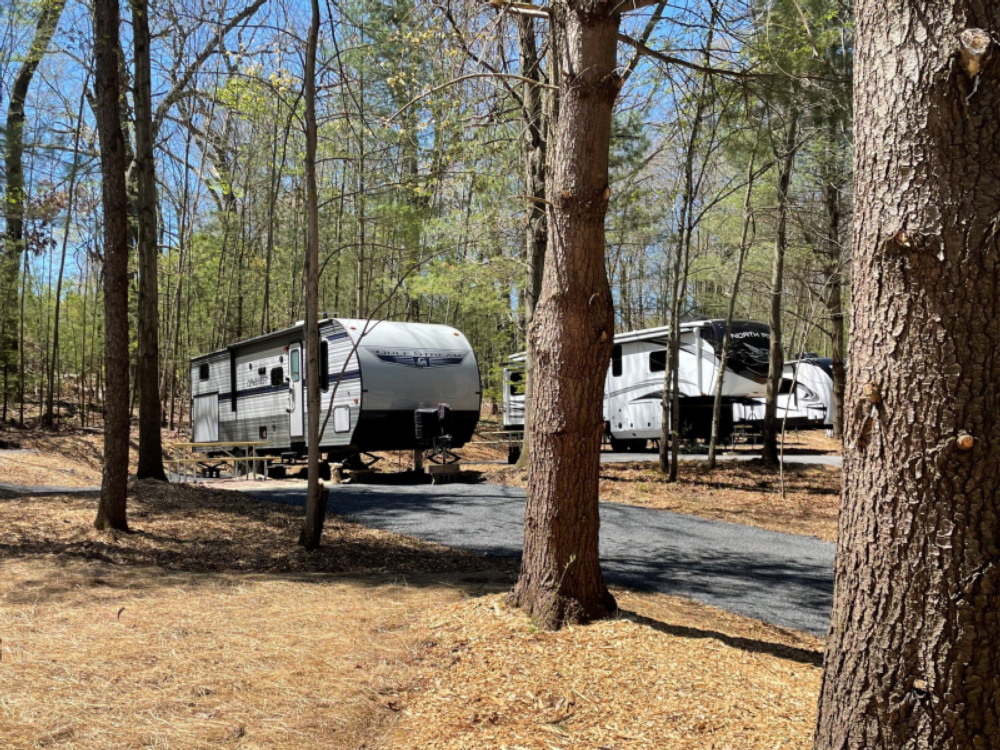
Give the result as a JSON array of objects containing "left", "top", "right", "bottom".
[
  {"left": 510, "top": 0, "right": 619, "bottom": 630},
  {"left": 815, "top": 4, "right": 1000, "bottom": 747},
  {"left": 93, "top": 0, "right": 130, "bottom": 531},
  {"left": 133, "top": 0, "right": 166, "bottom": 480}
]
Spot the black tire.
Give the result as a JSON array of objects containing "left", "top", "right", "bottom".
[
  {"left": 318, "top": 462, "right": 332, "bottom": 481},
  {"left": 508, "top": 445, "right": 522, "bottom": 464}
]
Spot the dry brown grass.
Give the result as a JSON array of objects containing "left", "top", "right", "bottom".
[
  {"left": 391, "top": 590, "right": 822, "bottom": 750},
  {"left": 486, "top": 460, "right": 841, "bottom": 542}
]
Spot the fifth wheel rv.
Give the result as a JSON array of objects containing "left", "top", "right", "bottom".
[
  {"left": 732, "top": 357, "right": 836, "bottom": 429},
  {"left": 503, "top": 320, "right": 771, "bottom": 451}
]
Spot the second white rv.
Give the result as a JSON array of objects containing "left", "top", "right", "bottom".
[{"left": 503, "top": 320, "right": 772, "bottom": 451}]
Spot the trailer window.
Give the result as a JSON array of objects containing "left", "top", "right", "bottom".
[
  {"left": 270, "top": 367, "right": 284, "bottom": 387},
  {"left": 290, "top": 349, "right": 300, "bottom": 382},
  {"left": 320, "top": 339, "right": 330, "bottom": 391},
  {"left": 199, "top": 363, "right": 209, "bottom": 381},
  {"left": 649, "top": 350, "right": 666, "bottom": 373},
  {"left": 779, "top": 378, "right": 795, "bottom": 394},
  {"left": 611, "top": 344, "right": 623, "bottom": 377},
  {"left": 508, "top": 370, "right": 523, "bottom": 396}
]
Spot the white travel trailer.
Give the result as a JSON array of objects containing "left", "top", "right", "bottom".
[
  {"left": 503, "top": 320, "right": 772, "bottom": 452},
  {"left": 732, "top": 357, "right": 835, "bottom": 429},
  {"left": 190, "top": 318, "right": 481, "bottom": 461}
]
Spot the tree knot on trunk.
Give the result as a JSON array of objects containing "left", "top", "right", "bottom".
[
  {"left": 882, "top": 228, "right": 939, "bottom": 257},
  {"left": 555, "top": 184, "right": 612, "bottom": 213},
  {"left": 959, "top": 29, "right": 992, "bottom": 78}
]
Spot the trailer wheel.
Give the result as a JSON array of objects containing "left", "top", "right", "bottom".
[
  {"left": 608, "top": 436, "right": 628, "bottom": 453},
  {"left": 507, "top": 445, "right": 521, "bottom": 465},
  {"left": 318, "top": 462, "right": 332, "bottom": 481}
]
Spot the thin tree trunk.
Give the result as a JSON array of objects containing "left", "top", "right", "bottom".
[
  {"left": 93, "top": 0, "right": 131, "bottom": 531},
  {"left": 659, "top": 88, "right": 709, "bottom": 479},
  {"left": 2, "top": 0, "right": 67, "bottom": 413},
  {"left": 823, "top": 157, "right": 846, "bottom": 441},
  {"left": 44, "top": 77, "right": 88, "bottom": 429},
  {"left": 760, "top": 108, "right": 798, "bottom": 466},
  {"left": 132, "top": 0, "right": 165, "bottom": 479},
  {"left": 299, "top": 0, "right": 324, "bottom": 550},
  {"left": 815, "top": 6, "right": 1000, "bottom": 747},
  {"left": 510, "top": 0, "right": 620, "bottom": 630},
  {"left": 707, "top": 153, "right": 756, "bottom": 468},
  {"left": 18, "top": 249, "right": 28, "bottom": 425},
  {"left": 79, "top": 261, "right": 89, "bottom": 426},
  {"left": 513, "top": 13, "right": 549, "bottom": 471}
]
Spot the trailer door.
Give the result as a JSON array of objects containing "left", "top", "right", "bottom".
[
  {"left": 192, "top": 393, "right": 219, "bottom": 443},
  {"left": 288, "top": 343, "right": 305, "bottom": 440}
]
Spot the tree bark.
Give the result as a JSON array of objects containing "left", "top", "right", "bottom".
[
  {"left": 815, "top": 4, "right": 1000, "bottom": 748},
  {"left": 2, "top": 0, "right": 68, "bottom": 418},
  {"left": 299, "top": 0, "right": 325, "bottom": 550},
  {"left": 760, "top": 108, "right": 797, "bottom": 466},
  {"left": 131, "top": 0, "right": 166, "bottom": 480},
  {"left": 513, "top": 13, "right": 549, "bottom": 471},
  {"left": 93, "top": 0, "right": 130, "bottom": 531},
  {"left": 510, "top": 0, "right": 619, "bottom": 629}
]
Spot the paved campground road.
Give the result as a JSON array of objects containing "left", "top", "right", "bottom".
[
  {"left": 242, "top": 482, "right": 835, "bottom": 636},
  {"left": 600, "top": 451, "right": 843, "bottom": 466}
]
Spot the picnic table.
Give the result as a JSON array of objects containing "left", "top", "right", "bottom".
[{"left": 165, "top": 441, "right": 269, "bottom": 482}]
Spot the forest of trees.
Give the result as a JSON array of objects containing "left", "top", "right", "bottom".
[
  {"left": 0, "top": 0, "right": 851, "bottom": 436},
  {"left": 8, "top": 0, "right": 1000, "bottom": 745}
]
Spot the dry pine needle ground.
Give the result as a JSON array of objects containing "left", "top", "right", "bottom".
[
  {"left": 2, "top": 454, "right": 826, "bottom": 748},
  {"left": 393, "top": 592, "right": 821, "bottom": 750}
]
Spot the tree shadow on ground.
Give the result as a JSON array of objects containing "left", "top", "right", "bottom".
[
  {"left": 618, "top": 608, "right": 823, "bottom": 667},
  {"left": 1, "top": 480, "right": 517, "bottom": 608}
]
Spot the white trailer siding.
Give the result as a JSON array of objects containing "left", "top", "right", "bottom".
[{"left": 190, "top": 318, "right": 479, "bottom": 455}]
